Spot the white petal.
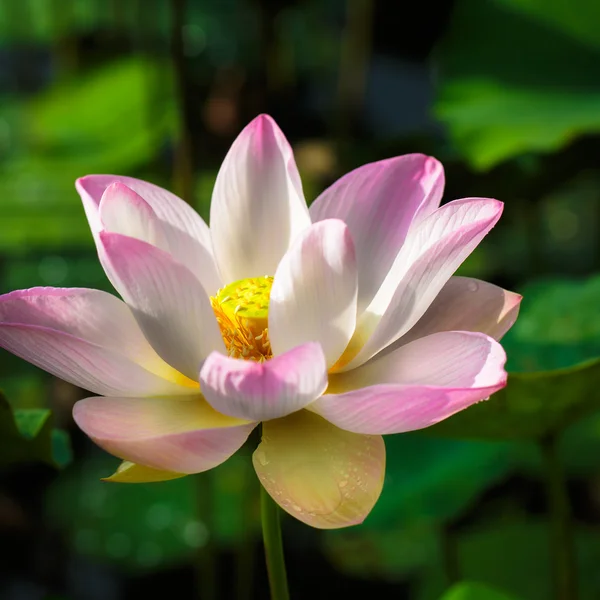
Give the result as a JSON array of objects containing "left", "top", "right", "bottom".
[
  {"left": 309, "top": 154, "right": 444, "bottom": 313},
  {"left": 340, "top": 198, "right": 503, "bottom": 370},
  {"left": 210, "top": 115, "right": 311, "bottom": 282},
  {"left": 269, "top": 220, "right": 358, "bottom": 368},
  {"left": 397, "top": 276, "right": 523, "bottom": 346},
  {"left": 100, "top": 232, "right": 225, "bottom": 380}
]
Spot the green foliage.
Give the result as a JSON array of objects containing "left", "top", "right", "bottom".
[
  {"left": 429, "top": 357, "right": 600, "bottom": 440},
  {"left": 46, "top": 452, "right": 259, "bottom": 571},
  {"left": 435, "top": 0, "right": 600, "bottom": 169},
  {"left": 440, "top": 582, "right": 520, "bottom": 600},
  {"left": 427, "top": 274, "right": 600, "bottom": 440},
  {"left": 368, "top": 435, "right": 513, "bottom": 528},
  {"left": 0, "top": 393, "right": 71, "bottom": 468},
  {"left": 418, "top": 520, "right": 600, "bottom": 600},
  {"left": 0, "top": 58, "right": 176, "bottom": 251},
  {"left": 324, "top": 434, "right": 514, "bottom": 578},
  {"left": 503, "top": 276, "right": 600, "bottom": 372}
]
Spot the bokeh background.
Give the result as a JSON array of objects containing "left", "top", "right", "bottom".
[{"left": 2, "top": 0, "right": 600, "bottom": 599}]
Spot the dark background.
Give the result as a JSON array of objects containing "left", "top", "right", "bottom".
[{"left": 2, "top": 0, "right": 600, "bottom": 598}]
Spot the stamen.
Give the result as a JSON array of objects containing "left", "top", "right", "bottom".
[{"left": 210, "top": 276, "right": 274, "bottom": 362}]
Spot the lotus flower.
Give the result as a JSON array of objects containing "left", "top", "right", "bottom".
[{"left": 0, "top": 115, "right": 520, "bottom": 529}]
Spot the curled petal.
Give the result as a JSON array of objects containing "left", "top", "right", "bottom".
[
  {"left": 200, "top": 343, "right": 328, "bottom": 421},
  {"left": 99, "top": 182, "right": 168, "bottom": 248},
  {"left": 76, "top": 174, "right": 221, "bottom": 294},
  {"left": 210, "top": 114, "right": 311, "bottom": 282},
  {"left": 73, "top": 396, "right": 256, "bottom": 474},
  {"left": 312, "top": 331, "right": 507, "bottom": 434},
  {"left": 269, "top": 219, "right": 358, "bottom": 368},
  {"left": 253, "top": 411, "right": 385, "bottom": 529},
  {"left": 310, "top": 154, "right": 444, "bottom": 313}
]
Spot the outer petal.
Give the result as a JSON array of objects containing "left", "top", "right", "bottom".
[
  {"left": 210, "top": 114, "right": 311, "bottom": 282},
  {"left": 199, "top": 343, "right": 328, "bottom": 421},
  {"left": 100, "top": 232, "right": 225, "bottom": 380},
  {"left": 311, "top": 331, "right": 507, "bottom": 434},
  {"left": 103, "top": 461, "right": 185, "bottom": 483},
  {"left": 341, "top": 198, "right": 503, "bottom": 370},
  {"left": 73, "top": 396, "right": 256, "bottom": 474},
  {"left": 397, "top": 276, "right": 522, "bottom": 346},
  {"left": 269, "top": 220, "right": 358, "bottom": 368},
  {"left": 76, "top": 175, "right": 221, "bottom": 294},
  {"left": 253, "top": 411, "right": 385, "bottom": 529},
  {"left": 310, "top": 154, "right": 444, "bottom": 313},
  {"left": 0, "top": 287, "right": 195, "bottom": 396}
]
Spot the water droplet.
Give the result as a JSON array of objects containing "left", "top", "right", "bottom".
[
  {"left": 467, "top": 280, "right": 479, "bottom": 292},
  {"left": 255, "top": 450, "right": 269, "bottom": 466},
  {"left": 292, "top": 504, "right": 303, "bottom": 513},
  {"left": 339, "top": 480, "right": 348, "bottom": 488}
]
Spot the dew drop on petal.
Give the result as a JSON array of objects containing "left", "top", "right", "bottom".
[{"left": 255, "top": 450, "right": 269, "bottom": 466}]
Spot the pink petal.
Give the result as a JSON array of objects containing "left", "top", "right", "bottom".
[
  {"left": 269, "top": 220, "right": 358, "bottom": 368},
  {"left": 310, "top": 154, "right": 444, "bottom": 313},
  {"left": 76, "top": 175, "right": 221, "bottom": 295},
  {"left": 311, "top": 331, "right": 507, "bottom": 434},
  {"left": 199, "top": 343, "right": 328, "bottom": 421},
  {"left": 100, "top": 232, "right": 225, "bottom": 380},
  {"left": 73, "top": 396, "right": 256, "bottom": 474},
  {"left": 210, "top": 114, "right": 311, "bottom": 282},
  {"left": 99, "top": 182, "right": 168, "bottom": 248},
  {"left": 253, "top": 411, "right": 385, "bottom": 529},
  {"left": 342, "top": 198, "right": 503, "bottom": 370},
  {"left": 398, "top": 276, "right": 522, "bottom": 345},
  {"left": 0, "top": 288, "right": 194, "bottom": 396}
]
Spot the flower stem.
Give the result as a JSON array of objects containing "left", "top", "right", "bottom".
[
  {"left": 540, "top": 433, "right": 578, "bottom": 600},
  {"left": 260, "top": 486, "right": 290, "bottom": 600}
]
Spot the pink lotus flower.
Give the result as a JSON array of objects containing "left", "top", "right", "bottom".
[{"left": 0, "top": 115, "right": 520, "bottom": 529}]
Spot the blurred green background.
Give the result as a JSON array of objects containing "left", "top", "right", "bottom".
[{"left": 2, "top": 0, "right": 600, "bottom": 599}]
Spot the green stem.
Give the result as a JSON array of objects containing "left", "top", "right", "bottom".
[
  {"left": 260, "top": 486, "right": 290, "bottom": 600},
  {"left": 540, "top": 434, "right": 577, "bottom": 600}
]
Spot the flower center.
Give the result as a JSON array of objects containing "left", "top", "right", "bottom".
[{"left": 210, "top": 276, "right": 273, "bottom": 362}]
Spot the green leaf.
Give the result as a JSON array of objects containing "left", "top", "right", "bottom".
[
  {"left": 440, "top": 582, "right": 521, "bottom": 600},
  {"left": 428, "top": 357, "right": 600, "bottom": 440},
  {"left": 0, "top": 58, "right": 177, "bottom": 251},
  {"left": 502, "top": 276, "right": 600, "bottom": 372},
  {"left": 418, "top": 520, "right": 600, "bottom": 600},
  {"left": 367, "top": 435, "right": 513, "bottom": 527},
  {"left": 324, "top": 434, "right": 514, "bottom": 578},
  {"left": 0, "top": 394, "right": 71, "bottom": 468},
  {"left": 434, "top": 0, "right": 600, "bottom": 169}
]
